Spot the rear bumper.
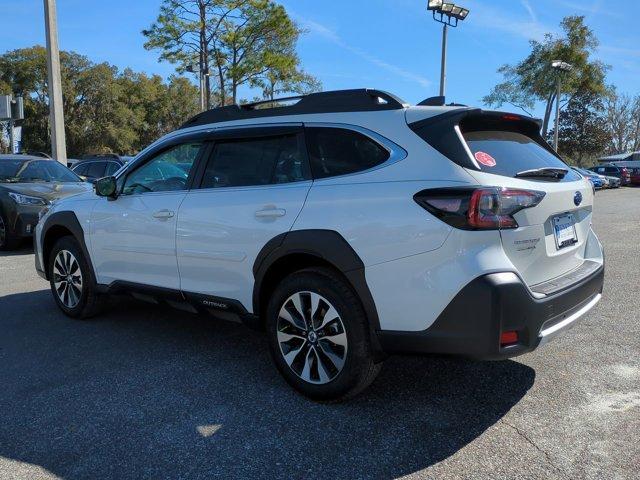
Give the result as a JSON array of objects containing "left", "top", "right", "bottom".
[{"left": 377, "top": 263, "right": 604, "bottom": 360}]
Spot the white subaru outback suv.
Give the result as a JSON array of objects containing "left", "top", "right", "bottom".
[{"left": 35, "top": 89, "right": 604, "bottom": 400}]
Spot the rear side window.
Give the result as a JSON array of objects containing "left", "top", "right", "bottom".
[
  {"left": 201, "top": 134, "right": 309, "bottom": 189},
  {"left": 462, "top": 130, "right": 579, "bottom": 181},
  {"left": 305, "top": 127, "right": 390, "bottom": 179}
]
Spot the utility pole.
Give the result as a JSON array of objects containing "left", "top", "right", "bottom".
[
  {"left": 554, "top": 75, "right": 561, "bottom": 152},
  {"left": 439, "top": 24, "right": 448, "bottom": 97},
  {"left": 8, "top": 119, "right": 14, "bottom": 154},
  {"left": 44, "top": 0, "right": 67, "bottom": 165}
]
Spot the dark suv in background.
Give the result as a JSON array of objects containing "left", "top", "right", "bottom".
[
  {"left": 589, "top": 165, "right": 631, "bottom": 185},
  {"left": 0, "top": 155, "right": 91, "bottom": 250},
  {"left": 71, "top": 154, "right": 132, "bottom": 183}
]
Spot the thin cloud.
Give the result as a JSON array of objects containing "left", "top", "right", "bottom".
[
  {"left": 469, "top": 4, "right": 554, "bottom": 42},
  {"left": 557, "top": 0, "right": 622, "bottom": 18},
  {"left": 521, "top": 0, "right": 537, "bottom": 22},
  {"left": 294, "top": 15, "right": 431, "bottom": 88}
]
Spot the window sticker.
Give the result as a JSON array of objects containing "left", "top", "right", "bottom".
[{"left": 474, "top": 151, "right": 496, "bottom": 167}]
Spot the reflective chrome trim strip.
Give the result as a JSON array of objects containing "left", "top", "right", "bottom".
[
  {"left": 454, "top": 124, "right": 480, "bottom": 169},
  {"left": 538, "top": 293, "right": 601, "bottom": 342}
]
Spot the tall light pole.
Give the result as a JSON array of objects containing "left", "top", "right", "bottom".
[
  {"left": 551, "top": 60, "right": 573, "bottom": 152},
  {"left": 44, "top": 0, "right": 67, "bottom": 165},
  {"left": 427, "top": 1, "right": 470, "bottom": 99},
  {"left": 185, "top": 64, "right": 210, "bottom": 112}
]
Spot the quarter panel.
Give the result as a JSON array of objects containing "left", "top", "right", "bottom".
[
  {"left": 366, "top": 228, "right": 513, "bottom": 331},
  {"left": 292, "top": 181, "right": 454, "bottom": 267}
]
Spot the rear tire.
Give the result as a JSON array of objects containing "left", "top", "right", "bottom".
[
  {"left": 0, "top": 211, "right": 20, "bottom": 251},
  {"left": 48, "top": 236, "right": 104, "bottom": 319},
  {"left": 266, "top": 267, "right": 382, "bottom": 401}
]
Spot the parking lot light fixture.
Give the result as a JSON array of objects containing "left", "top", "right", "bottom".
[
  {"left": 440, "top": 3, "right": 455, "bottom": 13},
  {"left": 453, "top": 7, "right": 469, "bottom": 19},
  {"left": 426, "top": 2, "right": 470, "bottom": 97}
]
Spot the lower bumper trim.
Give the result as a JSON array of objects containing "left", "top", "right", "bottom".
[
  {"left": 538, "top": 293, "right": 601, "bottom": 343},
  {"left": 377, "top": 264, "right": 604, "bottom": 360}
]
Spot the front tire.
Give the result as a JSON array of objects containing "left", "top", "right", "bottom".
[
  {"left": 48, "top": 236, "right": 103, "bottom": 319},
  {"left": 266, "top": 267, "right": 381, "bottom": 401},
  {"left": 0, "top": 211, "right": 20, "bottom": 251}
]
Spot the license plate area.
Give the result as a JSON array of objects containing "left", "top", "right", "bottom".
[{"left": 553, "top": 213, "right": 578, "bottom": 249}]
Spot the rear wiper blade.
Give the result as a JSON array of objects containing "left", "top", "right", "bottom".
[{"left": 515, "top": 167, "right": 568, "bottom": 179}]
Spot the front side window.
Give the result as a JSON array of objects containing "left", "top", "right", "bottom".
[
  {"left": 201, "top": 134, "right": 309, "bottom": 189},
  {"left": 305, "top": 127, "right": 390, "bottom": 179},
  {"left": 122, "top": 142, "right": 202, "bottom": 195}
]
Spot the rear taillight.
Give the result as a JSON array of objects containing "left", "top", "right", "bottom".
[{"left": 414, "top": 187, "right": 545, "bottom": 230}]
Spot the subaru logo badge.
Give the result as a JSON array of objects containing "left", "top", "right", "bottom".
[{"left": 574, "top": 191, "right": 583, "bottom": 206}]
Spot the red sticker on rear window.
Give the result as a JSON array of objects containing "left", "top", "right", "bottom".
[{"left": 475, "top": 151, "right": 496, "bottom": 167}]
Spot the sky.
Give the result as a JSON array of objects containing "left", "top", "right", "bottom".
[{"left": 1, "top": 0, "right": 639, "bottom": 119}]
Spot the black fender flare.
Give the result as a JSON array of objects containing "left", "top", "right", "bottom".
[
  {"left": 252, "top": 229, "right": 383, "bottom": 354},
  {"left": 41, "top": 211, "right": 96, "bottom": 282}
]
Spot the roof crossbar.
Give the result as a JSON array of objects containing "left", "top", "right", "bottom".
[{"left": 180, "top": 89, "right": 407, "bottom": 129}]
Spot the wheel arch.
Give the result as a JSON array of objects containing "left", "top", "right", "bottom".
[
  {"left": 41, "top": 211, "right": 96, "bottom": 281},
  {"left": 252, "top": 230, "right": 383, "bottom": 356}
]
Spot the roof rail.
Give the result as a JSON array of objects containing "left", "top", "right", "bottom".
[{"left": 180, "top": 89, "right": 408, "bottom": 129}]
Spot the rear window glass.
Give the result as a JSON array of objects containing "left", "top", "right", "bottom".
[{"left": 463, "top": 130, "right": 580, "bottom": 181}]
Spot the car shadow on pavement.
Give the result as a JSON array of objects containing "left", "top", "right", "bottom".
[
  {"left": 0, "top": 290, "right": 535, "bottom": 480},
  {"left": 0, "top": 244, "right": 33, "bottom": 257}
]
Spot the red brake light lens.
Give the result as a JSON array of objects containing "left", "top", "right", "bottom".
[
  {"left": 500, "top": 331, "right": 519, "bottom": 347},
  {"left": 415, "top": 187, "right": 545, "bottom": 230}
]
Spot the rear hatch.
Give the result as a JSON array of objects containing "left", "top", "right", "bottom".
[{"left": 410, "top": 109, "right": 595, "bottom": 288}]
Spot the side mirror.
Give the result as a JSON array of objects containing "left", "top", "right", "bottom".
[{"left": 95, "top": 176, "right": 118, "bottom": 198}]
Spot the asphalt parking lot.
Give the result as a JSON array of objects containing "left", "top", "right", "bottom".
[{"left": 0, "top": 188, "right": 638, "bottom": 480}]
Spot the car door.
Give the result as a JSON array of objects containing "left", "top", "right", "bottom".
[
  {"left": 176, "top": 126, "right": 312, "bottom": 310},
  {"left": 89, "top": 141, "right": 205, "bottom": 289}
]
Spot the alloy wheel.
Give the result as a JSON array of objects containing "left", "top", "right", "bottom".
[
  {"left": 277, "top": 291, "right": 348, "bottom": 384},
  {"left": 52, "top": 250, "right": 83, "bottom": 309}
]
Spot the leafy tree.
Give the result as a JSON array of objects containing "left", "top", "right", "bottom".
[
  {"left": 144, "top": 0, "right": 320, "bottom": 106},
  {"left": 255, "top": 52, "right": 322, "bottom": 100},
  {"left": 548, "top": 92, "right": 610, "bottom": 166},
  {"left": 0, "top": 46, "right": 200, "bottom": 157},
  {"left": 605, "top": 91, "right": 640, "bottom": 154},
  {"left": 483, "top": 16, "right": 609, "bottom": 135},
  {"left": 142, "top": 0, "right": 238, "bottom": 108}
]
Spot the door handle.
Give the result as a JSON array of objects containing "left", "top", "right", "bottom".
[
  {"left": 153, "top": 209, "right": 175, "bottom": 220},
  {"left": 255, "top": 208, "right": 286, "bottom": 218}
]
